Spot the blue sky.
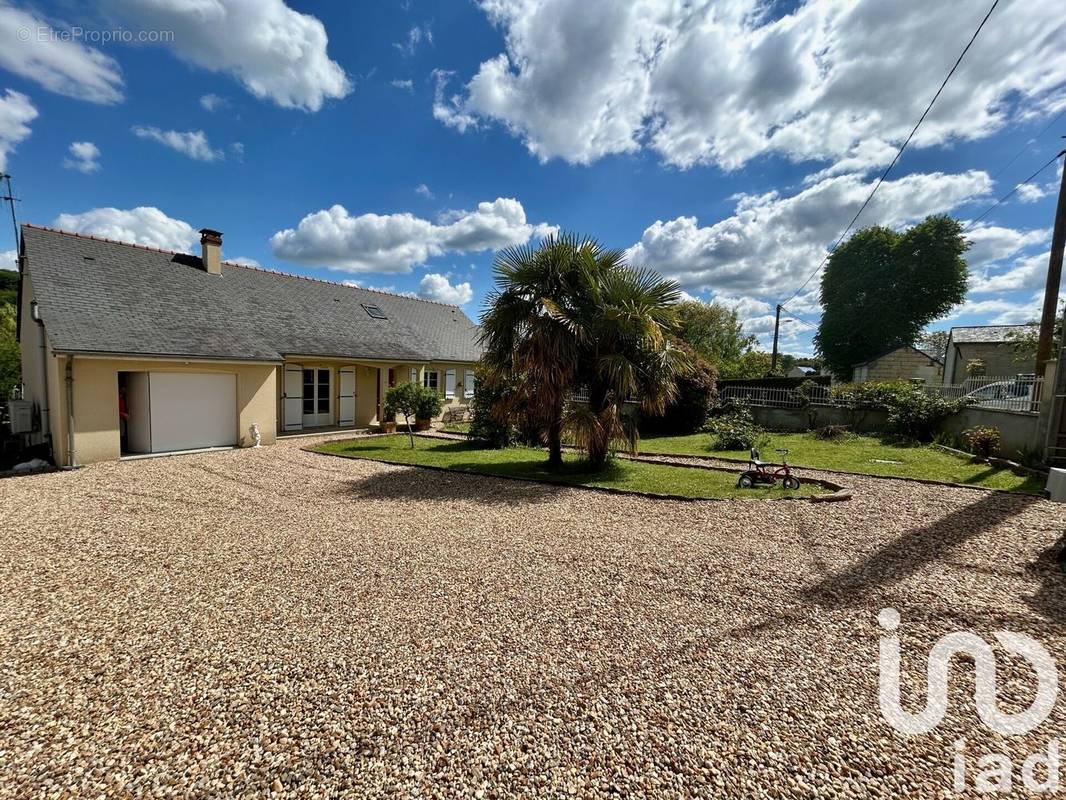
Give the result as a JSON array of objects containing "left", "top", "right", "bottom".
[{"left": 0, "top": 0, "right": 1064, "bottom": 356}]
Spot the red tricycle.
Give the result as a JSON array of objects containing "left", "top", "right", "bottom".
[{"left": 737, "top": 448, "right": 801, "bottom": 490}]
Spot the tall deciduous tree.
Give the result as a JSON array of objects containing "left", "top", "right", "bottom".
[
  {"left": 815, "top": 215, "right": 968, "bottom": 379},
  {"left": 673, "top": 300, "right": 757, "bottom": 369}
]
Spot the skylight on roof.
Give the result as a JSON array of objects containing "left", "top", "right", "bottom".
[{"left": 362, "top": 303, "right": 387, "bottom": 320}]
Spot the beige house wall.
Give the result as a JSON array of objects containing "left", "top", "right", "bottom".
[
  {"left": 947, "top": 342, "right": 1034, "bottom": 383},
  {"left": 856, "top": 348, "right": 943, "bottom": 384},
  {"left": 53, "top": 357, "right": 277, "bottom": 465}
]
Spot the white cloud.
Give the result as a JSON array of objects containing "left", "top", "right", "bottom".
[
  {"left": 626, "top": 169, "right": 992, "bottom": 295},
  {"left": 1016, "top": 182, "right": 1051, "bottom": 203},
  {"left": 227, "top": 256, "right": 260, "bottom": 267},
  {"left": 419, "top": 273, "right": 473, "bottom": 305},
  {"left": 0, "top": 248, "right": 16, "bottom": 270},
  {"left": 950, "top": 293, "right": 1043, "bottom": 325},
  {"left": 270, "top": 197, "right": 553, "bottom": 272},
  {"left": 110, "top": 0, "right": 351, "bottom": 111},
  {"left": 394, "top": 24, "right": 432, "bottom": 57},
  {"left": 432, "top": 69, "right": 478, "bottom": 133},
  {"left": 131, "top": 126, "right": 223, "bottom": 161},
  {"left": 969, "top": 251, "right": 1049, "bottom": 294},
  {"left": 199, "top": 93, "right": 225, "bottom": 112},
  {"left": 440, "top": 0, "right": 1066, "bottom": 170},
  {"left": 0, "top": 90, "right": 37, "bottom": 171},
  {"left": 390, "top": 79, "right": 414, "bottom": 91},
  {"left": 415, "top": 183, "right": 434, "bottom": 199},
  {"left": 0, "top": 5, "right": 123, "bottom": 104},
  {"left": 52, "top": 207, "right": 198, "bottom": 251},
  {"left": 964, "top": 224, "right": 1048, "bottom": 270},
  {"left": 63, "top": 141, "right": 100, "bottom": 173}
]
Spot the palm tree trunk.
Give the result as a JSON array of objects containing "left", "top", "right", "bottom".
[
  {"left": 546, "top": 393, "right": 564, "bottom": 469},
  {"left": 587, "top": 383, "right": 611, "bottom": 471}
]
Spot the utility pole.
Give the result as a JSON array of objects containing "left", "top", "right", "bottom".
[
  {"left": 1035, "top": 149, "right": 1066, "bottom": 369},
  {"left": 0, "top": 173, "right": 20, "bottom": 269},
  {"left": 770, "top": 304, "right": 782, "bottom": 374}
]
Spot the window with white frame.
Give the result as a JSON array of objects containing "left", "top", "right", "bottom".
[
  {"left": 445, "top": 369, "right": 456, "bottom": 399},
  {"left": 409, "top": 367, "right": 417, "bottom": 384},
  {"left": 465, "top": 369, "right": 476, "bottom": 398},
  {"left": 423, "top": 370, "right": 439, "bottom": 391}
]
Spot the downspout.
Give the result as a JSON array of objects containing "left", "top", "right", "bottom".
[
  {"left": 65, "top": 359, "right": 76, "bottom": 468},
  {"left": 35, "top": 313, "right": 50, "bottom": 447}
]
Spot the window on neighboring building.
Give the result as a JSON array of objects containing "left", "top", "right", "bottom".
[{"left": 424, "top": 370, "right": 439, "bottom": 391}]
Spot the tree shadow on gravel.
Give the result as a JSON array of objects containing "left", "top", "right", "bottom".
[
  {"left": 335, "top": 467, "right": 566, "bottom": 507},
  {"left": 803, "top": 491, "right": 1039, "bottom": 610},
  {"left": 1023, "top": 532, "right": 1066, "bottom": 624}
]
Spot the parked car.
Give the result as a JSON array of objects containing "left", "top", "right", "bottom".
[{"left": 963, "top": 377, "right": 1036, "bottom": 412}]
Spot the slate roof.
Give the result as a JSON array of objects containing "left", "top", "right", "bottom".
[
  {"left": 22, "top": 225, "right": 482, "bottom": 364},
  {"left": 948, "top": 324, "right": 1037, "bottom": 344}
]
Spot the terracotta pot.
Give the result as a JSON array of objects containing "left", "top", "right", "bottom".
[{"left": 415, "top": 418, "right": 431, "bottom": 431}]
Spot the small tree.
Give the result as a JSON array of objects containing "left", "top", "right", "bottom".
[
  {"left": 384, "top": 382, "right": 422, "bottom": 447},
  {"left": 966, "top": 358, "right": 986, "bottom": 378}
]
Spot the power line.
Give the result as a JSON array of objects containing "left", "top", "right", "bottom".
[
  {"left": 954, "top": 106, "right": 1066, "bottom": 212},
  {"left": 779, "top": 0, "right": 1000, "bottom": 309},
  {"left": 962, "top": 149, "right": 1064, "bottom": 232}
]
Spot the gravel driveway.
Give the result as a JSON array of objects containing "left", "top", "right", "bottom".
[{"left": 2, "top": 435, "right": 1065, "bottom": 797}]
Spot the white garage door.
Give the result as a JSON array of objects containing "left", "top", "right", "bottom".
[{"left": 149, "top": 372, "right": 237, "bottom": 453}]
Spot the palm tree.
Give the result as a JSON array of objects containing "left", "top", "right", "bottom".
[
  {"left": 560, "top": 252, "right": 689, "bottom": 469},
  {"left": 480, "top": 232, "right": 688, "bottom": 471},
  {"left": 479, "top": 233, "right": 589, "bottom": 468}
]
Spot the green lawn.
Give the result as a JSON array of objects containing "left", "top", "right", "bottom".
[
  {"left": 638, "top": 431, "right": 1044, "bottom": 493},
  {"left": 439, "top": 422, "right": 471, "bottom": 434},
  {"left": 314, "top": 435, "right": 825, "bottom": 500}
]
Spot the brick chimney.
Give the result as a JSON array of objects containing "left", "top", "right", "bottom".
[{"left": 199, "top": 228, "right": 223, "bottom": 275}]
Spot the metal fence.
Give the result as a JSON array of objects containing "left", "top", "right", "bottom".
[
  {"left": 923, "top": 375, "right": 1044, "bottom": 414},
  {"left": 720, "top": 375, "right": 1045, "bottom": 415},
  {"left": 719, "top": 384, "right": 833, "bottom": 408}
]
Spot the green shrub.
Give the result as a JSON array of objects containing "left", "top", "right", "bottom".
[
  {"left": 641, "top": 348, "right": 718, "bottom": 435},
  {"left": 468, "top": 364, "right": 540, "bottom": 448},
  {"left": 813, "top": 424, "right": 850, "bottom": 441},
  {"left": 883, "top": 387, "right": 966, "bottom": 442},
  {"left": 830, "top": 381, "right": 967, "bottom": 442},
  {"left": 963, "top": 426, "right": 1002, "bottom": 458},
  {"left": 385, "top": 382, "right": 443, "bottom": 425},
  {"left": 415, "top": 386, "right": 444, "bottom": 420},
  {"left": 705, "top": 402, "right": 764, "bottom": 450}
]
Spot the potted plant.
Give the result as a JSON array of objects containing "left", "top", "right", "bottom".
[
  {"left": 381, "top": 396, "right": 398, "bottom": 433},
  {"left": 414, "top": 386, "right": 443, "bottom": 431}
]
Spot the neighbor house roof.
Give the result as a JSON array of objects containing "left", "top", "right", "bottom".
[
  {"left": 948, "top": 324, "right": 1036, "bottom": 345},
  {"left": 852, "top": 344, "right": 943, "bottom": 368},
  {"left": 21, "top": 225, "right": 482, "bottom": 364}
]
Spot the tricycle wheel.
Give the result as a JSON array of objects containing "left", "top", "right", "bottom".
[
  {"left": 737, "top": 473, "right": 754, "bottom": 489},
  {"left": 783, "top": 476, "right": 801, "bottom": 490}
]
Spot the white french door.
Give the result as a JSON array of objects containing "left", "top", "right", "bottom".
[
  {"left": 338, "top": 368, "right": 356, "bottom": 426},
  {"left": 302, "top": 367, "right": 332, "bottom": 427},
  {"left": 283, "top": 365, "right": 304, "bottom": 431}
]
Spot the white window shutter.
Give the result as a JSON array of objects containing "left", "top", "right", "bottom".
[
  {"left": 465, "top": 369, "right": 476, "bottom": 398},
  {"left": 445, "top": 368, "right": 456, "bottom": 399},
  {"left": 409, "top": 367, "right": 417, "bottom": 383}
]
